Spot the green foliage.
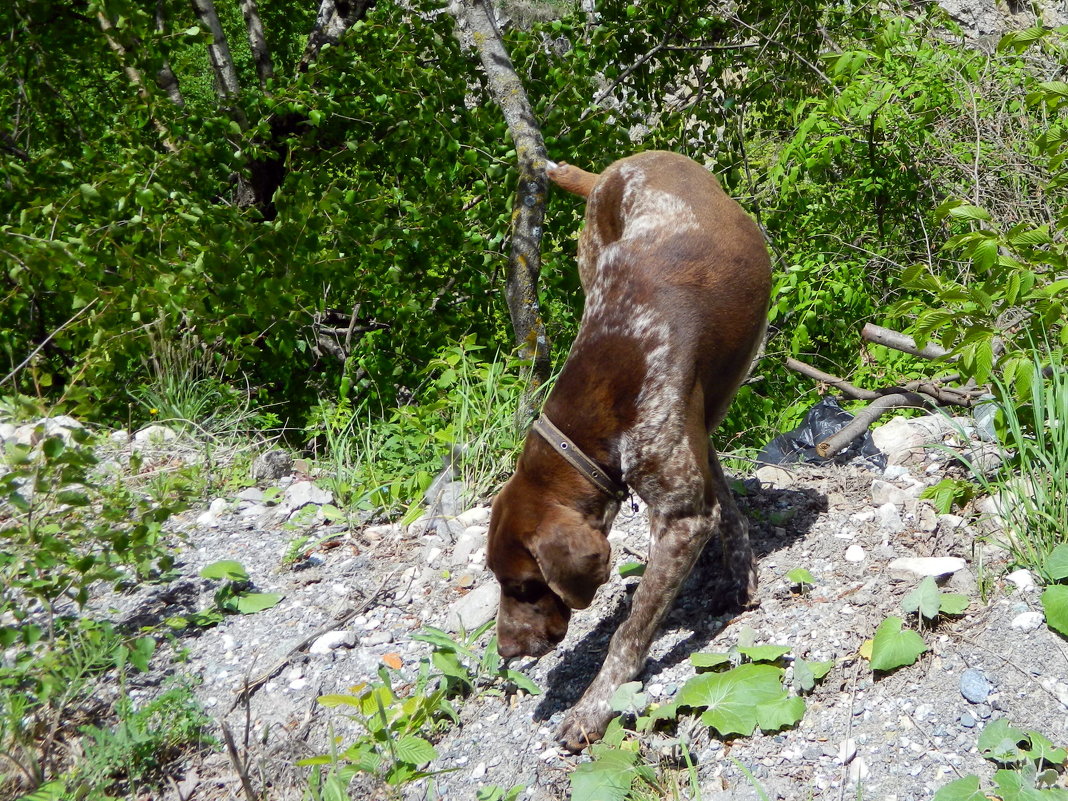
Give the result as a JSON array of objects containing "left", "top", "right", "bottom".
[
  {"left": 71, "top": 681, "right": 214, "bottom": 798},
  {"left": 302, "top": 623, "right": 537, "bottom": 794},
  {"left": 953, "top": 353, "right": 1068, "bottom": 578},
  {"left": 165, "top": 559, "right": 282, "bottom": 629},
  {"left": 901, "top": 576, "right": 970, "bottom": 624},
  {"left": 786, "top": 567, "right": 816, "bottom": 590},
  {"left": 935, "top": 721, "right": 1068, "bottom": 799},
  {"left": 868, "top": 616, "right": 926, "bottom": 672},
  {"left": 921, "top": 477, "right": 977, "bottom": 514}
]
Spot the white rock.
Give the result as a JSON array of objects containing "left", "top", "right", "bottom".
[
  {"left": 882, "top": 464, "right": 911, "bottom": 481},
  {"left": 363, "top": 523, "right": 402, "bottom": 542},
  {"left": 445, "top": 582, "right": 500, "bottom": 632},
  {"left": 1010, "top": 611, "right": 1044, "bottom": 631},
  {"left": 888, "top": 556, "right": 966, "bottom": 576},
  {"left": 851, "top": 509, "right": 875, "bottom": 524},
  {"left": 876, "top": 502, "right": 905, "bottom": 533},
  {"left": 845, "top": 544, "right": 866, "bottom": 563},
  {"left": 849, "top": 757, "right": 869, "bottom": 784},
  {"left": 452, "top": 527, "right": 487, "bottom": 565},
  {"left": 196, "top": 498, "right": 230, "bottom": 527},
  {"left": 283, "top": 481, "right": 332, "bottom": 509},
  {"left": 871, "top": 480, "right": 906, "bottom": 507},
  {"left": 936, "top": 514, "right": 967, "bottom": 535},
  {"left": 13, "top": 424, "right": 39, "bottom": 446},
  {"left": 755, "top": 465, "right": 794, "bottom": 489},
  {"left": 134, "top": 424, "right": 178, "bottom": 443},
  {"left": 0, "top": 422, "right": 15, "bottom": 442},
  {"left": 109, "top": 429, "right": 130, "bottom": 445},
  {"left": 837, "top": 738, "right": 857, "bottom": 764},
  {"left": 470, "top": 762, "right": 487, "bottom": 780},
  {"left": 42, "top": 415, "right": 83, "bottom": 441},
  {"left": 309, "top": 630, "right": 357, "bottom": 654},
  {"left": 456, "top": 506, "right": 491, "bottom": 527},
  {"left": 236, "top": 487, "right": 265, "bottom": 502},
  {"left": 289, "top": 678, "right": 309, "bottom": 691},
  {"left": 1006, "top": 569, "right": 1037, "bottom": 591},
  {"left": 426, "top": 546, "right": 443, "bottom": 567}
]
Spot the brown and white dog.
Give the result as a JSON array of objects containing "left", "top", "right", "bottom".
[{"left": 487, "top": 151, "right": 771, "bottom": 752}]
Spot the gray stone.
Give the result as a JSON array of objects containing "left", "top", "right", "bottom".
[
  {"left": 875, "top": 502, "right": 905, "bottom": 533},
  {"left": 133, "top": 424, "right": 178, "bottom": 444},
  {"left": 42, "top": 415, "right": 83, "bottom": 442},
  {"left": 456, "top": 506, "right": 491, "bottom": 527},
  {"left": 283, "top": 481, "right": 332, "bottom": 509},
  {"left": 251, "top": 449, "right": 293, "bottom": 482},
  {"left": 12, "top": 424, "right": 40, "bottom": 447},
  {"left": 309, "top": 630, "right": 357, "bottom": 654},
  {"left": 445, "top": 582, "right": 500, "bottom": 632},
  {"left": 888, "top": 556, "right": 966, "bottom": 577},
  {"left": 452, "top": 526, "right": 487, "bottom": 565},
  {"left": 236, "top": 487, "right": 266, "bottom": 503},
  {"left": 960, "top": 668, "right": 992, "bottom": 704},
  {"left": 1010, "top": 611, "right": 1044, "bottom": 631},
  {"left": 755, "top": 464, "right": 794, "bottom": 489},
  {"left": 871, "top": 479, "right": 906, "bottom": 507},
  {"left": 0, "top": 422, "right": 15, "bottom": 442},
  {"left": 109, "top": 429, "right": 130, "bottom": 445}
]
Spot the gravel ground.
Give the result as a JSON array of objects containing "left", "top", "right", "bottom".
[{"left": 84, "top": 418, "right": 1068, "bottom": 801}]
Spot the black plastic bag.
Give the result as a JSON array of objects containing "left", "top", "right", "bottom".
[{"left": 757, "top": 397, "right": 886, "bottom": 469}]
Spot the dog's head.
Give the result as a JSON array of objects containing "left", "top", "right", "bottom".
[{"left": 487, "top": 476, "right": 611, "bottom": 659}]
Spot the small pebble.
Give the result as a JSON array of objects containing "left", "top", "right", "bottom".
[
  {"left": 1010, "top": 611, "right": 1044, "bottom": 631},
  {"left": 845, "top": 544, "right": 865, "bottom": 563},
  {"left": 960, "top": 668, "right": 992, "bottom": 704}
]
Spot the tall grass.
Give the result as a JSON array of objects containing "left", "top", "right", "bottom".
[
  {"left": 963, "top": 352, "right": 1068, "bottom": 579},
  {"left": 310, "top": 339, "right": 533, "bottom": 518}
]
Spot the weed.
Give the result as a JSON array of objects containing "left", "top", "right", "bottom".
[
  {"left": 934, "top": 720, "right": 1067, "bottom": 799},
  {"left": 165, "top": 560, "right": 282, "bottom": 629}
]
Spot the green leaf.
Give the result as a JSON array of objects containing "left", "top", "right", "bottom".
[
  {"left": 201, "top": 560, "right": 249, "bottom": 581},
  {"left": 679, "top": 663, "right": 786, "bottom": 737},
  {"left": 939, "top": 594, "right": 970, "bottom": 615},
  {"left": 786, "top": 567, "right": 815, "bottom": 586},
  {"left": 1025, "top": 730, "right": 1067, "bottom": 766},
  {"left": 618, "top": 561, "right": 645, "bottom": 578},
  {"left": 737, "top": 644, "right": 792, "bottom": 663},
  {"left": 610, "top": 681, "right": 648, "bottom": 714},
  {"left": 233, "top": 592, "right": 283, "bottom": 614},
  {"left": 902, "top": 577, "right": 942, "bottom": 620},
  {"left": 946, "top": 204, "right": 993, "bottom": 222},
  {"left": 978, "top": 718, "right": 1028, "bottom": 764},
  {"left": 1045, "top": 544, "right": 1068, "bottom": 581},
  {"left": 502, "top": 669, "right": 541, "bottom": 696},
  {"left": 570, "top": 748, "right": 637, "bottom": 801},
  {"left": 689, "top": 652, "right": 731, "bottom": 670},
  {"left": 754, "top": 695, "right": 805, "bottom": 732},
  {"left": 932, "top": 775, "right": 985, "bottom": 801},
  {"left": 1042, "top": 585, "right": 1068, "bottom": 637},
  {"left": 793, "top": 658, "right": 834, "bottom": 692},
  {"left": 869, "top": 616, "right": 926, "bottom": 672},
  {"left": 394, "top": 735, "right": 437, "bottom": 765}
]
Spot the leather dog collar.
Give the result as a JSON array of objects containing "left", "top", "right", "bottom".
[{"left": 532, "top": 415, "right": 628, "bottom": 501}]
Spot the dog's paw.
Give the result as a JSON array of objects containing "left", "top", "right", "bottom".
[{"left": 557, "top": 704, "right": 613, "bottom": 753}]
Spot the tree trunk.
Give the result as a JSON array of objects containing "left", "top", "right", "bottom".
[
  {"left": 238, "top": 0, "right": 274, "bottom": 85},
  {"left": 460, "top": 0, "right": 552, "bottom": 400},
  {"left": 190, "top": 0, "right": 245, "bottom": 121},
  {"left": 300, "top": 0, "right": 377, "bottom": 72}
]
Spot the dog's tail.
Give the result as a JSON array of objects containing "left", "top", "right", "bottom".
[{"left": 546, "top": 160, "right": 600, "bottom": 199}]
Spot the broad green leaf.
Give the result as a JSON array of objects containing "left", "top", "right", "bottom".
[
  {"left": 738, "top": 644, "right": 792, "bottom": 663},
  {"left": 939, "top": 594, "right": 970, "bottom": 615},
  {"left": 610, "top": 681, "right": 648, "bottom": 714},
  {"left": 1042, "top": 585, "right": 1068, "bottom": 636},
  {"left": 754, "top": 694, "right": 805, "bottom": 732},
  {"left": 932, "top": 775, "right": 985, "bottom": 801},
  {"left": 618, "top": 562, "right": 645, "bottom": 578},
  {"left": 786, "top": 567, "right": 815, "bottom": 586},
  {"left": 503, "top": 669, "right": 541, "bottom": 696},
  {"left": 690, "top": 652, "right": 731, "bottom": 670},
  {"left": 947, "top": 204, "right": 992, "bottom": 222},
  {"left": 1045, "top": 544, "right": 1068, "bottom": 581},
  {"left": 978, "top": 718, "right": 1028, "bottom": 764},
  {"left": 869, "top": 616, "right": 926, "bottom": 672},
  {"left": 316, "top": 693, "right": 364, "bottom": 708},
  {"left": 679, "top": 663, "right": 786, "bottom": 737},
  {"left": 234, "top": 592, "right": 282, "bottom": 614},
  {"left": 201, "top": 560, "right": 249, "bottom": 581},
  {"left": 394, "top": 735, "right": 437, "bottom": 765},
  {"left": 569, "top": 748, "right": 637, "bottom": 801},
  {"left": 793, "top": 658, "right": 834, "bottom": 692},
  {"left": 902, "top": 577, "right": 941, "bottom": 620},
  {"left": 1025, "top": 730, "right": 1067, "bottom": 766}
]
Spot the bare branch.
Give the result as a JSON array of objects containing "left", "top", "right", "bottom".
[
  {"left": 861, "top": 323, "right": 949, "bottom": 360},
  {"left": 95, "top": 13, "right": 178, "bottom": 152},
  {"left": 816, "top": 393, "right": 933, "bottom": 459},
  {"left": 237, "top": 0, "right": 274, "bottom": 85},
  {"left": 460, "top": 0, "right": 552, "bottom": 395},
  {"left": 785, "top": 357, "right": 879, "bottom": 400},
  {"left": 300, "top": 0, "right": 377, "bottom": 73}
]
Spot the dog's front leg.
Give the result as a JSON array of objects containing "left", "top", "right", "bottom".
[{"left": 556, "top": 508, "right": 718, "bottom": 752}]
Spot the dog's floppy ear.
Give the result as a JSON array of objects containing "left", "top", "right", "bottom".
[{"left": 530, "top": 510, "right": 611, "bottom": 610}]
